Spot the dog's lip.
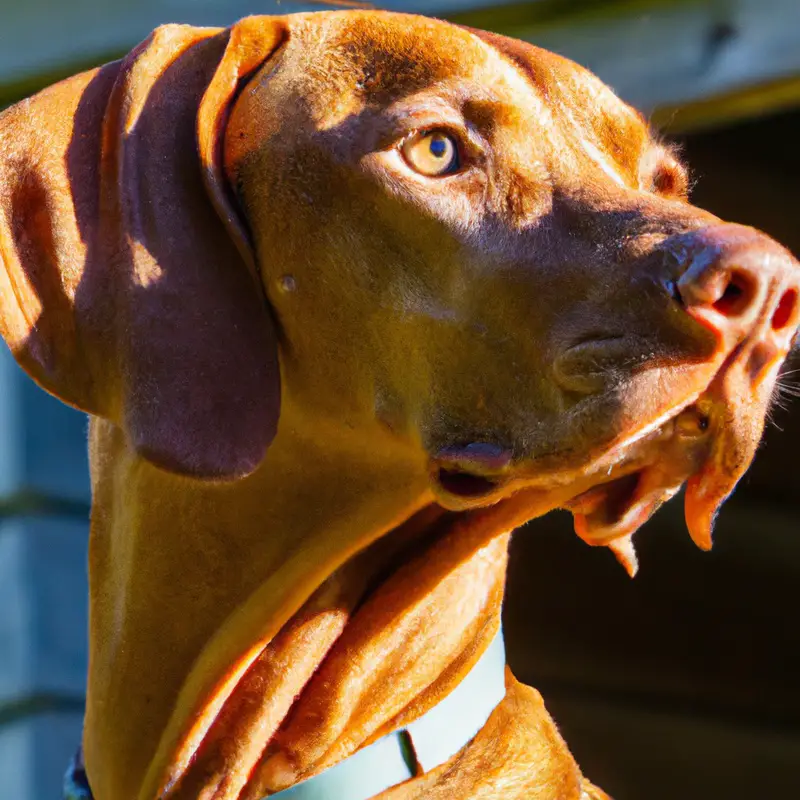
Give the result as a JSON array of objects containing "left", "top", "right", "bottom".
[
  {"left": 429, "top": 396, "right": 717, "bottom": 573},
  {"left": 430, "top": 442, "right": 514, "bottom": 509},
  {"left": 561, "top": 341, "right": 782, "bottom": 572},
  {"left": 561, "top": 402, "right": 714, "bottom": 572},
  {"left": 428, "top": 390, "right": 709, "bottom": 513}
]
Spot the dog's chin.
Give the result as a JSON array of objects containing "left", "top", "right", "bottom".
[{"left": 429, "top": 357, "right": 778, "bottom": 577}]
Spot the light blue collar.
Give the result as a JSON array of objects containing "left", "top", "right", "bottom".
[{"left": 271, "top": 627, "right": 506, "bottom": 799}]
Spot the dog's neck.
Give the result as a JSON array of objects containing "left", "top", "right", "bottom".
[
  {"left": 200, "top": 517, "right": 507, "bottom": 799},
  {"left": 83, "top": 413, "right": 508, "bottom": 800}
]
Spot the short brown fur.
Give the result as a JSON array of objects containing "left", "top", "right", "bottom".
[{"left": 1, "top": 11, "right": 798, "bottom": 800}]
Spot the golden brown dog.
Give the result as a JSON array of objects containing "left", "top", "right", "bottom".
[{"left": 1, "top": 10, "right": 798, "bottom": 800}]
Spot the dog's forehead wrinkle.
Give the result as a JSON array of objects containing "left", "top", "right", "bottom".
[
  {"left": 293, "top": 13, "right": 550, "bottom": 130},
  {"left": 315, "top": 12, "right": 487, "bottom": 96},
  {"left": 549, "top": 92, "right": 629, "bottom": 189},
  {"left": 467, "top": 27, "right": 662, "bottom": 204}
]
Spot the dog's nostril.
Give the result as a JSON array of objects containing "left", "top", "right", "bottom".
[
  {"left": 712, "top": 271, "right": 752, "bottom": 317},
  {"left": 771, "top": 288, "right": 798, "bottom": 331},
  {"left": 437, "top": 469, "right": 498, "bottom": 499}
]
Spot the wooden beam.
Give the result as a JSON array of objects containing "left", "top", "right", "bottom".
[
  {"left": 653, "top": 72, "right": 800, "bottom": 133},
  {"left": 453, "top": 0, "right": 800, "bottom": 128}
]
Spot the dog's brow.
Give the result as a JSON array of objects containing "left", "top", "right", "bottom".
[
  {"left": 468, "top": 28, "right": 648, "bottom": 185},
  {"left": 461, "top": 97, "right": 526, "bottom": 131},
  {"left": 578, "top": 137, "right": 628, "bottom": 187},
  {"left": 554, "top": 96, "right": 628, "bottom": 188}
]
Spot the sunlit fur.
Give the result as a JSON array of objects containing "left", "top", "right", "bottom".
[{"left": 0, "top": 11, "right": 798, "bottom": 800}]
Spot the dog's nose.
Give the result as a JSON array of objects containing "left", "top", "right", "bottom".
[{"left": 673, "top": 225, "right": 800, "bottom": 354}]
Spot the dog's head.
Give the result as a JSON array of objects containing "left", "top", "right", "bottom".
[
  {"left": 1, "top": 11, "right": 798, "bottom": 563},
  {"left": 225, "top": 12, "right": 800, "bottom": 563}
]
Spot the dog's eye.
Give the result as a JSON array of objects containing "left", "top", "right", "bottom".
[{"left": 401, "top": 131, "right": 461, "bottom": 177}]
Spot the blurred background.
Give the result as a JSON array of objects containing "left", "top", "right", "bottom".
[{"left": 1, "top": 1, "right": 799, "bottom": 798}]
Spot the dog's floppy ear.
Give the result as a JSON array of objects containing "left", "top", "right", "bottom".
[{"left": 0, "top": 17, "right": 289, "bottom": 479}]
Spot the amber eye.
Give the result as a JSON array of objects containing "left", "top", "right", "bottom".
[{"left": 401, "top": 131, "right": 461, "bottom": 177}]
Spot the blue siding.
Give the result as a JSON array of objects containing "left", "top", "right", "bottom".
[{"left": 0, "top": 345, "right": 90, "bottom": 800}]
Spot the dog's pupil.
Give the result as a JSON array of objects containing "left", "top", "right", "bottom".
[{"left": 430, "top": 136, "right": 447, "bottom": 158}]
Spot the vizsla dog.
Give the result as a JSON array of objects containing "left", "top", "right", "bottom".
[{"left": 1, "top": 10, "right": 798, "bottom": 800}]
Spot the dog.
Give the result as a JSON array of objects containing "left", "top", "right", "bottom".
[{"left": 1, "top": 10, "right": 798, "bottom": 800}]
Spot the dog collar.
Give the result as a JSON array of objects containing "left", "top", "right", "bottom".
[
  {"left": 64, "top": 629, "right": 505, "bottom": 800},
  {"left": 268, "top": 628, "right": 506, "bottom": 799}
]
